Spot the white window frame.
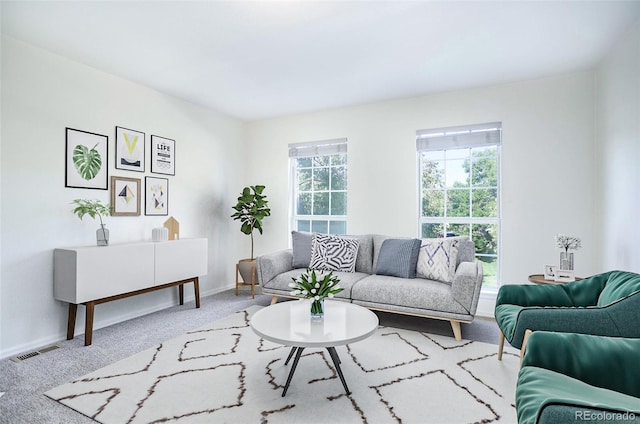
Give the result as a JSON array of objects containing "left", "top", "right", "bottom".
[
  {"left": 289, "top": 138, "right": 348, "bottom": 235},
  {"left": 417, "top": 123, "right": 502, "bottom": 290}
]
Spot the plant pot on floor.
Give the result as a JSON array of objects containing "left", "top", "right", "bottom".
[{"left": 236, "top": 258, "right": 257, "bottom": 298}]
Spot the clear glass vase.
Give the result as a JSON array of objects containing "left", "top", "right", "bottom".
[
  {"left": 310, "top": 299, "right": 324, "bottom": 320},
  {"left": 560, "top": 251, "right": 573, "bottom": 270},
  {"left": 97, "top": 224, "right": 109, "bottom": 246}
]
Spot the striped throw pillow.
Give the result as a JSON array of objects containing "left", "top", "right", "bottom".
[{"left": 309, "top": 233, "right": 360, "bottom": 273}]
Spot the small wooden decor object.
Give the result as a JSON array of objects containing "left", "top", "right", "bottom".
[{"left": 164, "top": 216, "right": 180, "bottom": 240}]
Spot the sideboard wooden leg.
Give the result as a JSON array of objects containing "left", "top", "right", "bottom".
[
  {"left": 194, "top": 277, "right": 201, "bottom": 308},
  {"left": 84, "top": 302, "right": 95, "bottom": 346},
  {"left": 67, "top": 303, "right": 78, "bottom": 340},
  {"left": 179, "top": 284, "right": 185, "bottom": 305}
]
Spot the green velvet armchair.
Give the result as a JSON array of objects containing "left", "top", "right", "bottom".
[
  {"left": 494, "top": 270, "right": 640, "bottom": 359},
  {"left": 516, "top": 331, "right": 640, "bottom": 424}
]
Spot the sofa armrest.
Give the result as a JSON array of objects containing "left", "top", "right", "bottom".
[
  {"left": 256, "top": 249, "right": 294, "bottom": 286},
  {"left": 451, "top": 261, "right": 483, "bottom": 314},
  {"left": 521, "top": 331, "right": 640, "bottom": 398}
]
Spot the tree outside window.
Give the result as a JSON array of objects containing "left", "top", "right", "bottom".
[
  {"left": 420, "top": 144, "right": 500, "bottom": 288},
  {"left": 292, "top": 151, "right": 347, "bottom": 235}
]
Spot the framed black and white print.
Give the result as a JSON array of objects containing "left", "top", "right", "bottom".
[
  {"left": 145, "top": 176, "right": 168, "bottom": 216},
  {"left": 151, "top": 135, "right": 175, "bottom": 175},
  {"left": 115, "top": 126, "right": 145, "bottom": 172},
  {"left": 65, "top": 127, "right": 108, "bottom": 189},
  {"left": 111, "top": 176, "right": 141, "bottom": 216}
]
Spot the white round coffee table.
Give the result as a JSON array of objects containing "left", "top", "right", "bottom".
[{"left": 250, "top": 299, "right": 379, "bottom": 396}]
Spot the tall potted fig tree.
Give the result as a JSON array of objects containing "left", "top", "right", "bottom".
[{"left": 231, "top": 185, "right": 271, "bottom": 285}]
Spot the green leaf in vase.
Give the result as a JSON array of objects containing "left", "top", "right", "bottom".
[{"left": 73, "top": 143, "right": 102, "bottom": 180}]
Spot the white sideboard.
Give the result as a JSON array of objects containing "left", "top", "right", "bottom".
[{"left": 54, "top": 238, "right": 208, "bottom": 345}]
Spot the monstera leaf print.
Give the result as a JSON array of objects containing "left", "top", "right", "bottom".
[{"left": 73, "top": 143, "right": 103, "bottom": 180}]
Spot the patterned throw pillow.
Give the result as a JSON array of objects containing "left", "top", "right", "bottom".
[
  {"left": 309, "top": 233, "right": 360, "bottom": 273},
  {"left": 416, "top": 238, "right": 461, "bottom": 283}
]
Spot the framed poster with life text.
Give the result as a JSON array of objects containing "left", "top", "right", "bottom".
[
  {"left": 115, "top": 126, "right": 145, "bottom": 172},
  {"left": 151, "top": 135, "right": 175, "bottom": 175}
]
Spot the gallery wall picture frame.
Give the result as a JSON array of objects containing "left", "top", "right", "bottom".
[
  {"left": 145, "top": 176, "right": 168, "bottom": 216},
  {"left": 115, "top": 126, "right": 145, "bottom": 172},
  {"left": 65, "top": 127, "right": 109, "bottom": 190},
  {"left": 111, "top": 176, "right": 141, "bottom": 216},
  {"left": 544, "top": 265, "right": 557, "bottom": 281},
  {"left": 151, "top": 135, "right": 175, "bottom": 175},
  {"left": 555, "top": 269, "right": 575, "bottom": 283}
]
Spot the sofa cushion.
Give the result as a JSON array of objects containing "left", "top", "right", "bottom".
[
  {"left": 417, "top": 237, "right": 465, "bottom": 283},
  {"left": 455, "top": 237, "right": 476, "bottom": 264},
  {"left": 375, "top": 238, "right": 421, "bottom": 278},
  {"left": 351, "top": 275, "right": 469, "bottom": 315},
  {"left": 350, "top": 234, "right": 374, "bottom": 274},
  {"left": 309, "top": 233, "right": 359, "bottom": 272},
  {"left": 261, "top": 269, "right": 369, "bottom": 299},
  {"left": 291, "top": 231, "right": 313, "bottom": 268}
]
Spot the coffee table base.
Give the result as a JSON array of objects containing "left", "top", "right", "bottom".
[{"left": 281, "top": 346, "right": 350, "bottom": 397}]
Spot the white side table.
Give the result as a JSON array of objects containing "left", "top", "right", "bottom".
[{"left": 250, "top": 299, "right": 379, "bottom": 396}]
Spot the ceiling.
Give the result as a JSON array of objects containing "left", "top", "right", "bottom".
[{"left": 2, "top": 1, "right": 639, "bottom": 121}]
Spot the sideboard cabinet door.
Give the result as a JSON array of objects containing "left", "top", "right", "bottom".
[
  {"left": 154, "top": 238, "right": 208, "bottom": 285},
  {"left": 54, "top": 243, "right": 156, "bottom": 303}
]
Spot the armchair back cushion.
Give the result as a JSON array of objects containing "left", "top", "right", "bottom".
[
  {"left": 496, "top": 275, "right": 606, "bottom": 308},
  {"left": 517, "top": 331, "right": 640, "bottom": 424},
  {"left": 597, "top": 271, "right": 640, "bottom": 306},
  {"left": 522, "top": 331, "right": 640, "bottom": 398}
]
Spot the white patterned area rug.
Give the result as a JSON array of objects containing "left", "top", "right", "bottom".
[{"left": 46, "top": 306, "right": 520, "bottom": 424}]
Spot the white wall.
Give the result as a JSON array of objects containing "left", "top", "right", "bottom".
[
  {"left": 245, "top": 72, "right": 598, "bottom": 315},
  {"left": 596, "top": 21, "right": 640, "bottom": 272},
  {"left": 0, "top": 36, "right": 246, "bottom": 358}
]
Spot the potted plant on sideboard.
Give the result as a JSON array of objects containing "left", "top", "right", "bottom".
[
  {"left": 231, "top": 185, "right": 271, "bottom": 294},
  {"left": 72, "top": 199, "right": 112, "bottom": 246}
]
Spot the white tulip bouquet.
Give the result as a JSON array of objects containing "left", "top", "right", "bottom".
[{"left": 289, "top": 269, "right": 343, "bottom": 316}]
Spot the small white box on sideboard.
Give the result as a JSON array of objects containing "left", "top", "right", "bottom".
[{"left": 54, "top": 238, "right": 208, "bottom": 345}]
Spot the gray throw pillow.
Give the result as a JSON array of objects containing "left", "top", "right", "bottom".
[
  {"left": 291, "top": 231, "right": 314, "bottom": 268},
  {"left": 375, "top": 238, "right": 422, "bottom": 279}
]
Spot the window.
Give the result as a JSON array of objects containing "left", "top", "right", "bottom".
[
  {"left": 289, "top": 138, "right": 347, "bottom": 235},
  {"left": 417, "top": 123, "right": 501, "bottom": 288}
]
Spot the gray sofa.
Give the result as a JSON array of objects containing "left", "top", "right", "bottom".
[{"left": 256, "top": 233, "right": 484, "bottom": 340}]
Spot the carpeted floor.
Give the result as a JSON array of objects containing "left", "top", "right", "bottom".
[{"left": 0, "top": 289, "right": 506, "bottom": 424}]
